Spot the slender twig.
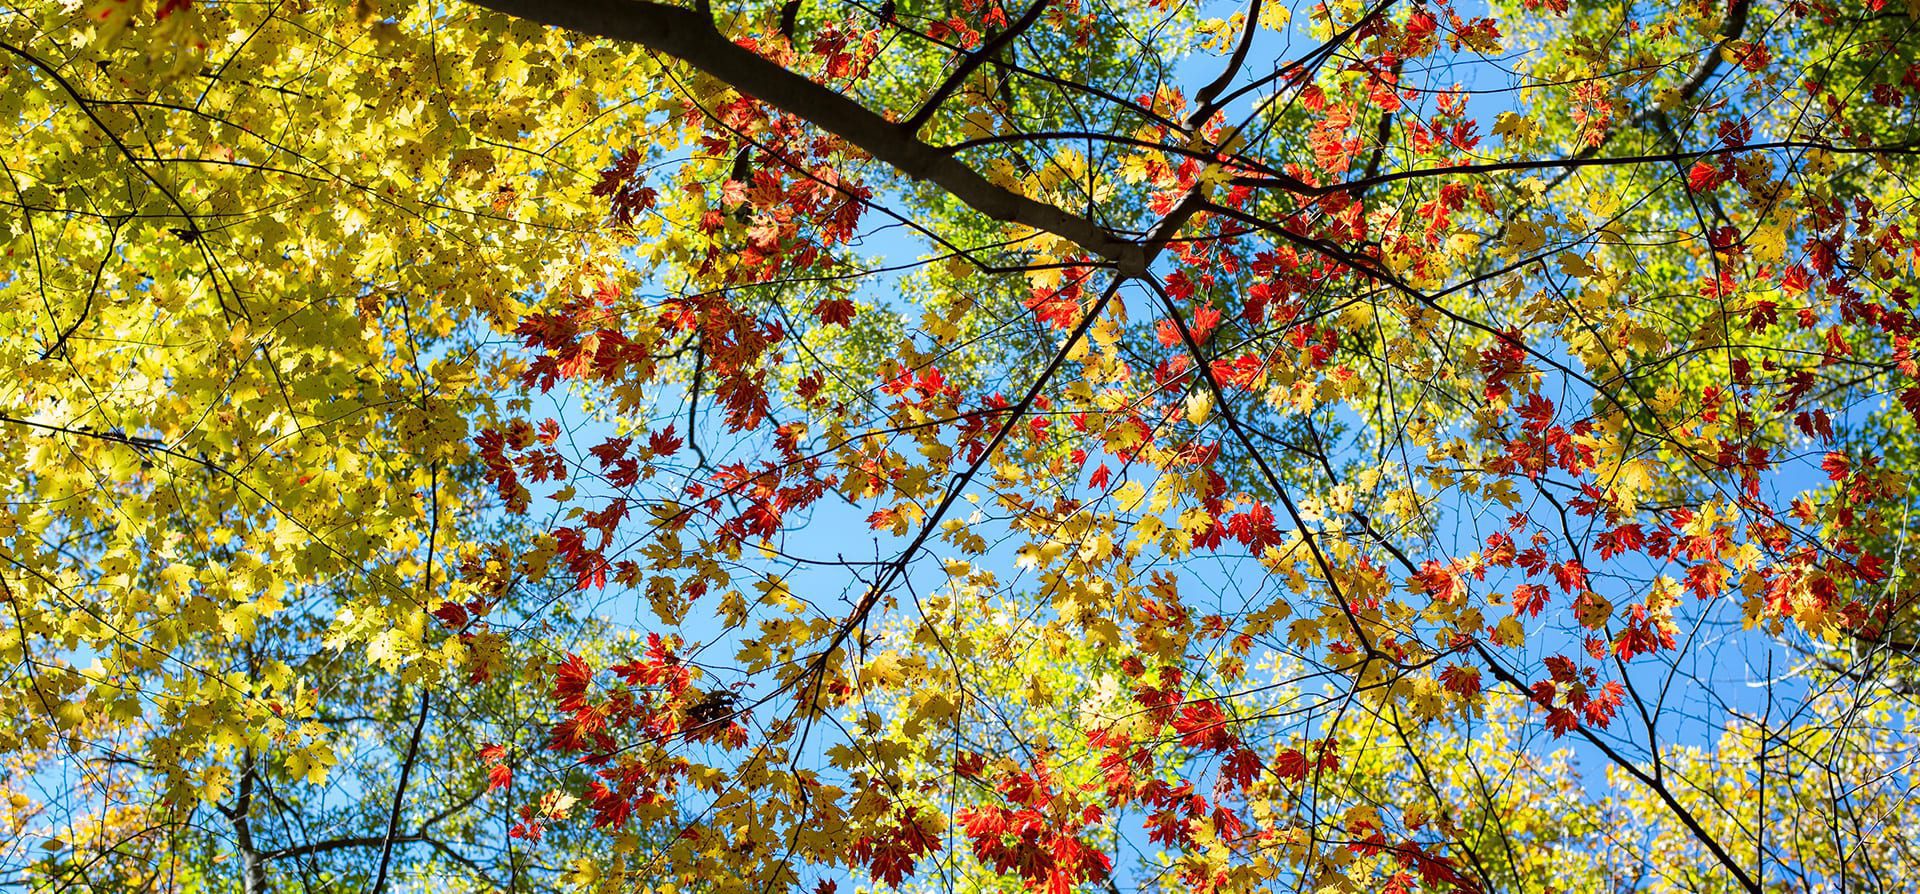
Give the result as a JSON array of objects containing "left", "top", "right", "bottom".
[
  {"left": 904, "top": 0, "right": 1052, "bottom": 133},
  {"left": 369, "top": 687, "right": 432, "bottom": 894}
]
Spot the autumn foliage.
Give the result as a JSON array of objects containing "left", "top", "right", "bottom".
[{"left": 4, "top": 0, "right": 1920, "bottom": 892}]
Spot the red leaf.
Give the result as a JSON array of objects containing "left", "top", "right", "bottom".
[
  {"left": 1088, "top": 463, "right": 1111, "bottom": 490},
  {"left": 1512, "top": 583, "right": 1550, "bottom": 617},
  {"left": 431, "top": 601, "right": 470, "bottom": 629},
  {"left": 1221, "top": 747, "right": 1263, "bottom": 789},
  {"left": 1439, "top": 664, "right": 1482, "bottom": 696},
  {"left": 1550, "top": 560, "right": 1588, "bottom": 594},
  {"left": 1781, "top": 264, "right": 1811, "bottom": 293},
  {"left": 1583, "top": 680, "right": 1625, "bottom": 727},
  {"left": 848, "top": 809, "right": 942, "bottom": 887},
  {"left": 648, "top": 425, "right": 683, "bottom": 457},
  {"left": 478, "top": 743, "right": 513, "bottom": 790},
  {"left": 1274, "top": 748, "right": 1310, "bottom": 781},
  {"left": 1686, "top": 160, "right": 1721, "bottom": 192},
  {"left": 1484, "top": 532, "right": 1516, "bottom": 566},
  {"left": 1171, "top": 701, "right": 1238, "bottom": 752},
  {"left": 813, "top": 297, "right": 857, "bottom": 326},
  {"left": 1595, "top": 524, "right": 1644, "bottom": 560},
  {"left": 551, "top": 653, "right": 595, "bottom": 713}
]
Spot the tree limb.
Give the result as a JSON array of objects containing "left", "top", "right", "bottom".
[
  {"left": 264, "top": 835, "right": 424, "bottom": 863},
  {"left": 462, "top": 0, "right": 1150, "bottom": 274},
  {"left": 370, "top": 687, "right": 433, "bottom": 894},
  {"left": 1188, "top": 0, "right": 1264, "bottom": 128}
]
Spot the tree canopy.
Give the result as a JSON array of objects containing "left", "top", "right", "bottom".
[{"left": 3, "top": 0, "right": 1919, "bottom": 892}]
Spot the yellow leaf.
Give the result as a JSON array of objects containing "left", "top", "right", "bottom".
[
  {"left": 1491, "top": 111, "right": 1538, "bottom": 143},
  {"left": 1184, "top": 389, "right": 1215, "bottom": 427},
  {"left": 1259, "top": 2, "right": 1292, "bottom": 31},
  {"left": 1507, "top": 218, "right": 1546, "bottom": 253},
  {"left": 1558, "top": 251, "right": 1598, "bottom": 278},
  {"left": 1750, "top": 224, "right": 1787, "bottom": 264}
]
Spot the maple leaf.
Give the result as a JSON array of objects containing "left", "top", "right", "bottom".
[
  {"left": 432, "top": 600, "right": 471, "bottom": 629},
  {"left": 1686, "top": 160, "right": 1722, "bottom": 192},
  {"left": 848, "top": 809, "right": 942, "bottom": 887},
  {"left": 1274, "top": 748, "right": 1311, "bottom": 781},
  {"left": 813, "top": 297, "right": 857, "bottom": 326},
  {"left": 1512, "top": 583, "right": 1551, "bottom": 617},
  {"left": 1439, "top": 664, "right": 1482, "bottom": 697},
  {"left": 551, "top": 653, "right": 596, "bottom": 714},
  {"left": 1172, "top": 701, "right": 1239, "bottom": 752},
  {"left": 1595, "top": 524, "right": 1644, "bottom": 560},
  {"left": 639, "top": 426, "right": 681, "bottom": 458},
  {"left": 1550, "top": 560, "right": 1588, "bottom": 594}
]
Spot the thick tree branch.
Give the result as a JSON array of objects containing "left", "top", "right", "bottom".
[
  {"left": 1673, "top": 0, "right": 1753, "bottom": 102},
  {"left": 462, "top": 0, "right": 1150, "bottom": 274},
  {"left": 1188, "top": 0, "right": 1264, "bottom": 128},
  {"left": 225, "top": 751, "right": 268, "bottom": 894}
]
